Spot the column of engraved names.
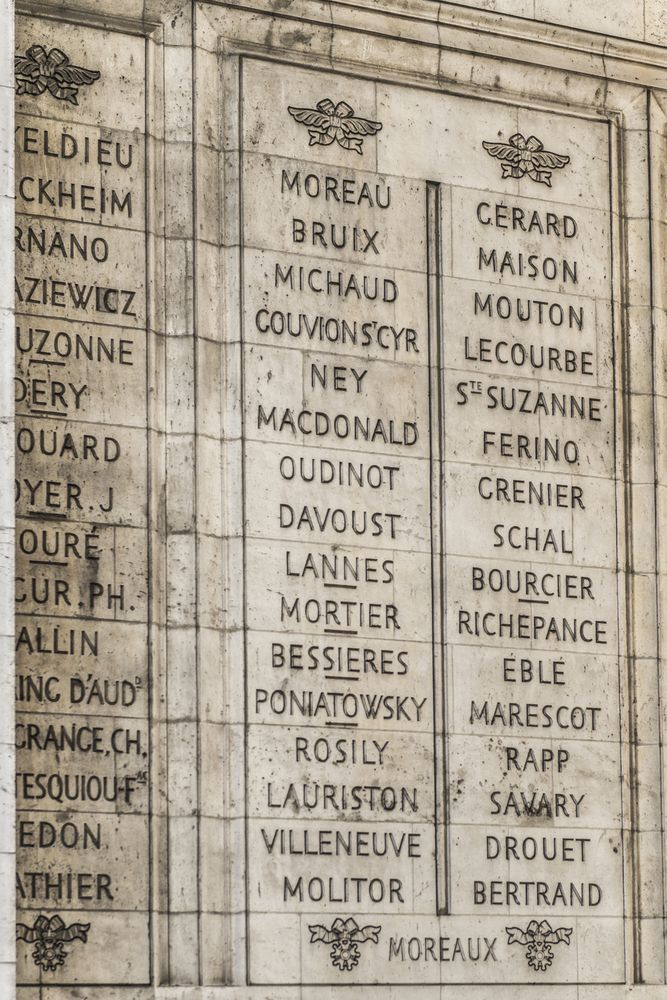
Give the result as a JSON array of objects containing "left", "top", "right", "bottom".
[
  {"left": 242, "top": 141, "right": 436, "bottom": 967},
  {"left": 13, "top": 29, "right": 150, "bottom": 984},
  {"left": 445, "top": 182, "right": 623, "bottom": 966}
]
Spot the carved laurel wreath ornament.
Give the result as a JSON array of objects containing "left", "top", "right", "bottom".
[
  {"left": 482, "top": 132, "right": 570, "bottom": 185},
  {"left": 288, "top": 99, "right": 382, "bottom": 154},
  {"left": 15, "top": 45, "right": 100, "bottom": 104}
]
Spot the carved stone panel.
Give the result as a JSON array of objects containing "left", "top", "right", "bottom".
[
  {"left": 4, "top": 0, "right": 665, "bottom": 994},
  {"left": 13, "top": 17, "right": 151, "bottom": 986},
  {"left": 233, "top": 56, "right": 625, "bottom": 986}
]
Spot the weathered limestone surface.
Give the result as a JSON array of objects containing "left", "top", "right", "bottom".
[
  {"left": 1, "top": 0, "right": 667, "bottom": 997},
  {"left": 454, "top": 0, "right": 667, "bottom": 46},
  {"left": 0, "top": 0, "right": 16, "bottom": 996},
  {"left": 13, "top": 16, "right": 150, "bottom": 986}
]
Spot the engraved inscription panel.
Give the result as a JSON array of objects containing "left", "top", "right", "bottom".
[
  {"left": 14, "top": 19, "right": 150, "bottom": 985},
  {"left": 444, "top": 175, "right": 623, "bottom": 981},
  {"left": 241, "top": 61, "right": 437, "bottom": 985},
  {"left": 238, "top": 60, "right": 624, "bottom": 986}
]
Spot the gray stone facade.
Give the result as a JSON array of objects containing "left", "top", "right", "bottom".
[
  {"left": 2, "top": 0, "right": 667, "bottom": 996},
  {"left": 1, "top": 0, "right": 15, "bottom": 994}
]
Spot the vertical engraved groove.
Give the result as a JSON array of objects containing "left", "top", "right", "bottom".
[{"left": 427, "top": 180, "right": 449, "bottom": 915}]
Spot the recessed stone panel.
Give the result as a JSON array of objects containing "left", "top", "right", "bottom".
[
  {"left": 237, "top": 56, "right": 625, "bottom": 988},
  {"left": 240, "top": 57, "right": 439, "bottom": 987},
  {"left": 13, "top": 14, "right": 151, "bottom": 987}
]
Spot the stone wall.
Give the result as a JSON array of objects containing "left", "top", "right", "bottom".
[
  {"left": 0, "top": 0, "right": 15, "bottom": 994},
  {"left": 2, "top": 0, "right": 667, "bottom": 997},
  {"left": 450, "top": 0, "right": 667, "bottom": 47}
]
